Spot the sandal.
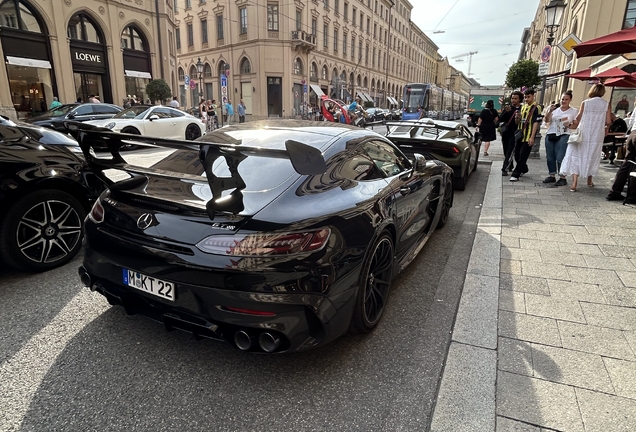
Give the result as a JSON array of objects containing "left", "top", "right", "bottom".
[
  {"left": 570, "top": 187, "right": 577, "bottom": 192},
  {"left": 484, "top": 152, "right": 489, "bottom": 156},
  {"left": 588, "top": 182, "right": 594, "bottom": 187}
]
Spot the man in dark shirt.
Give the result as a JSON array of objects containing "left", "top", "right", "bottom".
[
  {"left": 510, "top": 89, "right": 542, "bottom": 182},
  {"left": 500, "top": 91, "right": 523, "bottom": 176}
]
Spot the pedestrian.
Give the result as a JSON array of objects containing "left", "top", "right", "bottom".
[
  {"left": 499, "top": 91, "right": 523, "bottom": 176},
  {"left": 238, "top": 99, "right": 246, "bottom": 123},
  {"left": 49, "top": 96, "right": 62, "bottom": 110},
  {"left": 542, "top": 90, "right": 577, "bottom": 186},
  {"left": 169, "top": 96, "right": 180, "bottom": 108},
  {"left": 476, "top": 100, "right": 498, "bottom": 156},
  {"left": 510, "top": 89, "right": 542, "bottom": 182},
  {"left": 560, "top": 83, "right": 612, "bottom": 192},
  {"left": 225, "top": 99, "right": 234, "bottom": 125},
  {"left": 76, "top": 97, "right": 82, "bottom": 103},
  {"left": 123, "top": 97, "right": 131, "bottom": 108},
  {"left": 88, "top": 95, "right": 96, "bottom": 103}
]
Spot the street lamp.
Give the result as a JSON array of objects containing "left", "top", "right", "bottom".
[
  {"left": 539, "top": 0, "right": 567, "bottom": 105},
  {"left": 196, "top": 57, "right": 204, "bottom": 102}
]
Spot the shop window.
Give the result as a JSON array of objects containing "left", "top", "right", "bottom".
[
  {"left": 121, "top": 26, "right": 147, "bottom": 51},
  {"left": 240, "top": 58, "right": 251, "bottom": 74},
  {"left": 67, "top": 13, "right": 102, "bottom": 43},
  {"left": 0, "top": 0, "right": 42, "bottom": 33}
]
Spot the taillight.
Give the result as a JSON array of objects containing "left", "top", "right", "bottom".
[
  {"left": 452, "top": 146, "right": 460, "bottom": 154},
  {"left": 224, "top": 306, "right": 276, "bottom": 316},
  {"left": 196, "top": 228, "right": 331, "bottom": 256},
  {"left": 88, "top": 199, "right": 104, "bottom": 224}
]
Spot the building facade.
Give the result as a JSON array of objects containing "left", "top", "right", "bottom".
[
  {"left": 174, "top": 0, "right": 439, "bottom": 119},
  {"left": 520, "top": 0, "right": 635, "bottom": 109},
  {"left": 0, "top": 0, "right": 176, "bottom": 120}
]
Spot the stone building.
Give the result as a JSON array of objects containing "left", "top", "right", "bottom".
[
  {"left": 174, "top": 0, "right": 439, "bottom": 119},
  {"left": 520, "top": 0, "right": 636, "bottom": 109},
  {"left": 0, "top": 0, "right": 176, "bottom": 120}
]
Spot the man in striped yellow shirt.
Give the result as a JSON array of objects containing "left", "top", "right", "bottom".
[{"left": 510, "top": 89, "right": 542, "bottom": 182}]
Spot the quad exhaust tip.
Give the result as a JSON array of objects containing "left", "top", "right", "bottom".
[
  {"left": 234, "top": 330, "right": 253, "bottom": 351},
  {"left": 258, "top": 332, "right": 281, "bottom": 353}
]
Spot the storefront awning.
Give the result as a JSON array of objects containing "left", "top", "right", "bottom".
[
  {"left": 364, "top": 92, "right": 374, "bottom": 102},
  {"left": 310, "top": 84, "right": 325, "bottom": 97},
  {"left": 356, "top": 92, "right": 372, "bottom": 103},
  {"left": 125, "top": 69, "right": 152, "bottom": 79},
  {"left": 6, "top": 56, "right": 51, "bottom": 69},
  {"left": 387, "top": 96, "right": 398, "bottom": 105}
]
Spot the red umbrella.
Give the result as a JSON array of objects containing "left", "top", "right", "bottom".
[
  {"left": 593, "top": 67, "right": 631, "bottom": 79},
  {"left": 573, "top": 25, "right": 636, "bottom": 58},
  {"left": 566, "top": 68, "right": 593, "bottom": 80},
  {"left": 604, "top": 76, "right": 636, "bottom": 88}
]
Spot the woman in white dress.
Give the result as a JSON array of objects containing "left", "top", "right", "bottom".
[{"left": 560, "top": 84, "right": 612, "bottom": 192}]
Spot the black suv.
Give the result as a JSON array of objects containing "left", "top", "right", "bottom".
[
  {"left": 25, "top": 103, "right": 122, "bottom": 132},
  {"left": 0, "top": 117, "right": 104, "bottom": 271}
]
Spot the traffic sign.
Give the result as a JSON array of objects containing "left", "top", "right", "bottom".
[
  {"left": 184, "top": 75, "right": 190, "bottom": 85},
  {"left": 541, "top": 45, "right": 552, "bottom": 63},
  {"left": 301, "top": 79, "right": 306, "bottom": 85},
  {"left": 295, "top": 90, "right": 299, "bottom": 98},
  {"left": 189, "top": 80, "right": 196, "bottom": 89},
  {"left": 538, "top": 62, "right": 550, "bottom": 76},
  {"left": 557, "top": 33, "right": 582, "bottom": 56},
  {"left": 221, "top": 74, "right": 227, "bottom": 87},
  {"left": 221, "top": 86, "right": 227, "bottom": 95}
]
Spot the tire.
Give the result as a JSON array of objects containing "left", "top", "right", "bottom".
[
  {"left": 349, "top": 232, "right": 394, "bottom": 334},
  {"left": 436, "top": 179, "right": 454, "bottom": 229},
  {"left": 0, "top": 190, "right": 86, "bottom": 272},
  {"left": 121, "top": 127, "right": 141, "bottom": 150},
  {"left": 186, "top": 124, "right": 202, "bottom": 141},
  {"left": 455, "top": 159, "right": 469, "bottom": 191},
  {"left": 472, "top": 148, "right": 480, "bottom": 172}
]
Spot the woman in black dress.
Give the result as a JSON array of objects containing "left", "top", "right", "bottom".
[{"left": 476, "top": 100, "right": 499, "bottom": 156}]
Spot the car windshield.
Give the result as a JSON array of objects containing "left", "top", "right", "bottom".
[
  {"left": 113, "top": 106, "right": 151, "bottom": 119},
  {"left": 31, "top": 104, "right": 77, "bottom": 119}
]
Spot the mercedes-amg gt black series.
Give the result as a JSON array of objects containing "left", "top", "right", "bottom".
[
  {"left": 0, "top": 117, "right": 103, "bottom": 271},
  {"left": 76, "top": 120, "right": 454, "bottom": 353}
]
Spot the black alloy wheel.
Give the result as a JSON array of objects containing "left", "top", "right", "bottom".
[
  {"left": 186, "top": 124, "right": 202, "bottom": 141},
  {"left": 350, "top": 233, "right": 394, "bottom": 333},
  {"left": 0, "top": 190, "right": 85, "bottom": 271},
  {"left": 121, "top": 127, "right": 141, "bottom": 150},
  {"left": 436, "top": 179, "right": 454, "bottom": 229}
]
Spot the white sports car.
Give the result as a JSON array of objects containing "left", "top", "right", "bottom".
[{"left": 86, "top": 105, "right": 205, "bottom": 140}]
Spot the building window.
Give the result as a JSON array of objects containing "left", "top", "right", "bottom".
[
  {"left": 344, "top": 2, "right": 348, "bottom": 20},
  {"left": 187, "top": 22, "right": 193, "bottom": 46},
  {"left": 625, "top": 0, "right": 636, "bottom": 28},
  {"left": 311, "top": 62, "right": 318, "bottom": 80},
  {"left": 359, "top": 40, "right": 362, "bottom": 61},
  {"left": 323, "top": 24, "right": 328, "bottom": 47},
  {"left": 351, "top": 35, "right": 355, "bottom": 59},
  {"left": 352, "top": 8, "right": 356, "bottom": 26},
  {"left": 365, "top": 43, "right": 369, "bottom": 64},
  {"left": 311, "top": 18, "right": 317, "bottom": 36},
  {"left": 334, "top": 0, "right": 339, "bottom": 14},
  {"left": 296, "top": 9, "right": 301, "bottom": 31},
  {"left": 121, "top": 26, "right": 146, "bottom": 51},
  {"left": 322, "top": 65, "right": 328, "bottom": 80},
  {"left": 334, "top": 29, "right": 338, "bottom": 51},
  {"left": 175, "top": 28, "right": 181, "bottom": 50},
  {"left": 323, "top": 0, "right": 329, "bottom": 7},
  {"left": 372, "top": 47, "right": 376, "bottom": 67},
  {"left": 374, "top": 23, "right": 377, "bottom": 38},
  {"left": 217, "top": 14, "right": 224, "bottom": 39},
  {"left": 204, "top": 63, "right": 212, "bottom": 78},
  {"left": 174, "top": 0, "right": 178, "bottom": 12},
  {"left": 240, "top": 57, "right": 251, "bottom": 74},
  {"left": 267, "top": 3, "right": 279, "bottom": 31},
  {"left": 168, "top": 30, "right": 174, "bottom": 54},
  {"left": 201, "top": 19, "right": 208, "bottom": 43},
  {"left": 185, "top": 0, "right": 191, "bottom": 9},
  {"left": 67, "top": 13, "right": 102, "bottom": 43},
  {"left": 178, "top": 67, "right": 185, "bottom": 81},
  {"left": 293, "top": 57, "right": 303, "bottom": 75},
  {"left": 239, "top": 7, "right": 247, "bottom": 34},
  {"left": 360, "top": 12, "right": 363, "bottom": 31},
  {"left": 343, "top": 33, "right": 347, "bottom": 54},
  {"left": 366, "top": 17, "right": 370, "bottom": 34}
]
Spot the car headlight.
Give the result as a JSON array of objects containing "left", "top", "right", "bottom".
[{"left": 105, "top": 122, "right": 116, "bottom": 130}]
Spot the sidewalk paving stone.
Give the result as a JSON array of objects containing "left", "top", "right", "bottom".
[
  {"left": 500, "top": 274, "right": 550, "bottom": 295},
  {"left": 525, "top": 294, "right": 586, "bottom": 324},
  {"left": 535, "top": 231, "right": 575, "bottom": 243},
  {"left": 539, "top": 251, "right": 587, "bottom": 267},
  {"left": 501, "top": 248, "right": 542, "bottom": 262},
  {"left": 559, "top": 242, "right": 604, "bottom": 256},
  {"left": 613, "top": 236, "right": 636, "bottom": 247},
  {"left": 600, "top": 285, "right": 636, "bottom": 308},
  {"left": 616, "top": 270, "right": 636, "bottom": 287},
  {"left": 501, "top": 259, "right": 522, "bottom": 275},
  {"left": 557, "top": 321, "right": 635, "bottom": 360},
  {"left": 575, "top": 388, "right": 636, "bottom": 432},
  {"left": 572, "top": 233, "right": 618, "bottom": 245},
  {"left": 453, "top": 274, "right": 499, "bottom": 349},
  {"left": 496, "top": 371, "right": 584, "bottom": 432},
  {"left": 519, "top": 239, "right": 561, "bottom": 252},
  {"left": 501, "top": 236, "right": 521, "bottom": 249},
  {"left": 530, "top": 343, "right": 614, "bottom": 393},
  {"left": 521, "top": 262, "right": 570, "bottom": 281},
  {"left": 495, "top": 417, "right": 541, "bottom": 432},
  {"left": 586, "top": 226, "right": 630, "bottom": 237},
  {"left": 501, "top": 227, "right": 538, "bottom": 239},
  {"left": 546, "top": 280, "right": 606, "bottom": 303},
  {"left": 499, "top": 290, "right": 526, "bottom": 314},
  {"left": 580, "top": 302, "right": 636, "bottom": 331},
  {"left": 602, "top": 357, "right": 636, "bottom": 399},
  {"left": 499, "top": 311, "right": 562, "bottom": 347},
  {"left": 599, "top": 244, "right": 636, "bottom": 258},
  {"left": 567, "top": 267, "right": 624, "bottom": 286},
  {"left": 584, "top": 256, "right": 636, "bottom": 271}
]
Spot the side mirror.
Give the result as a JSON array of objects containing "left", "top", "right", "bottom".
[
  {"left": 66, "top": 113, "right": 76, "bottom": 120},
  {"left": 148, "top": 114, "right": 159, "bottom": 121},
  {"left": 413, "top": 153, "right": 427, "bottom": 172}
]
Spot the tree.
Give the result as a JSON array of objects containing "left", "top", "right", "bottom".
[
  {"left": 505, "top": 59, "right": 541, "bottom": 90},
  {"left": 145, "top": 79, "right": 172, "bottom": 105}
]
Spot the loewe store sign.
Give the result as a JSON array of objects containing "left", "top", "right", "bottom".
[{"left": 71, "top": 48, "right": 104, "bottom": 66}]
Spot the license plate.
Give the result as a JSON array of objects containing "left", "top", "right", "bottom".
[{"left": 122, "top": 268, "right": 175, "bottom": 301}]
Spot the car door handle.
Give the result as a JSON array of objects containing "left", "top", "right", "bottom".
[{"left": 400, "top": 187, "right": 411, "bottom": 196}]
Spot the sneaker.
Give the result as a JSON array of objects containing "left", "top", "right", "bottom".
[
  {"left": 509, "top": 176, "right": 518, "bottom": 182},
  {"left": 555, "top": 178, "right": 567, "bottom": 186},
  {"left": 543, "top": 176, "right": 556, "bottom": 183},
  {"left": 502, "top": 171, "right": 508, "bottom": 176},
  {"left": 606, "top": 192, "right": 626, "bottom": 201}
]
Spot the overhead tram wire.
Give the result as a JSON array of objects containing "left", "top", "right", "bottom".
[{"left": 431, "top": 0, "right": 461, "bottom": 32}]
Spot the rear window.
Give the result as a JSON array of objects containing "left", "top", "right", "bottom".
[{"left": 152, "top": 128, "right": 334, "bottom": 192}]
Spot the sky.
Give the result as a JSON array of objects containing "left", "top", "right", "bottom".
[{"left": 410, "top": 0, "right": 541, "bottom": 86}]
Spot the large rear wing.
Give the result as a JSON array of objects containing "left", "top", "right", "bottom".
[
  {"left": 384, "top": 119, "right": 475, "bottom": 141},
  {"left": 65, "top": 121, "right": 327, "bottom": 219}
]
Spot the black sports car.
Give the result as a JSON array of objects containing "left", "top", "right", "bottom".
[
  {"left": 0, "top": 117, "right": 104, "bottom": 271},
  {"left": 25, "top": 103, "right": 123, "bottom": 132},
  {"left": 76, "top": 120, "right": 454, "bottom": 353},
  {"left": 385, "top": 119, "right": 481, "bottom": 191}
]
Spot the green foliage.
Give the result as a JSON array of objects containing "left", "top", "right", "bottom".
[
  {"left": 145, "top": 79, "right": 172, "bottom": 104},
  {"left": 505, "top": 59, "right": 541, "bottom": 90}
]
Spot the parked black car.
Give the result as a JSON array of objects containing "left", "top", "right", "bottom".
[
  {"left": 76, "top": 120, "right": 454, "bottom": 353},
  {"left": 25, "top": 103, "right": 122, "bottom": 132},
  {"left": 0, "top": 117, "right": 104, "bottom": 271}
]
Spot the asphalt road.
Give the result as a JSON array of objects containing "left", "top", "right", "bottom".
[{"left": 0, "top": 127, "right": 488, "bottom": 432}]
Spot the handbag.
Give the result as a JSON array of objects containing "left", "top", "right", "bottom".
[
  {"left": 567, "top": 128, "right": 583, "bottom": 144},
  {"left": 499, "top": 109, "right": 516, "bottom": 134}
]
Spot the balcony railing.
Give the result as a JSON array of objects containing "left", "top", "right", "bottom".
[{"left": 291, "top": 30, "right": 316, "bottom": 53}]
